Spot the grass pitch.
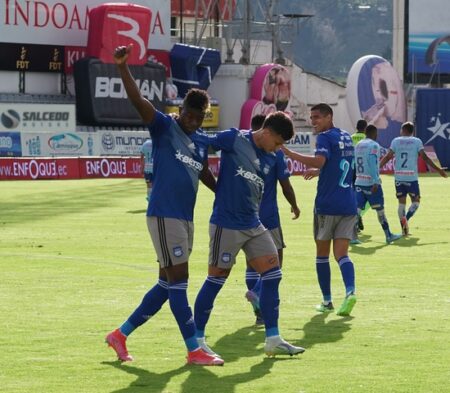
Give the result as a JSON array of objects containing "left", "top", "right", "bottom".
[{"left": 1, "top": 175, "right": 449, "bottom": 393}]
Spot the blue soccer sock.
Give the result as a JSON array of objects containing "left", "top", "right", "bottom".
[
  {"left": 338, "top": 256, "right": 355, "bottom": 296},
  {"left": 406, "top": 202, "right": 420, "bottom": 221},
  {"left": 168, "top": 280, "right": 198, "bottom": 352},
  {"left": 245, "top": 266, "right": 259, "bottom": 291},
  {"left": 194, "top": 276, "right": 226, "bottom": 338},
  {"left": 376, "top": 209, "right": 391, "bottom": 236},
  {"left": 316, "top": 257, "right": 332, "bottom": 303},
  {"left": 120, "top": 278, "right": 169, "bottom": 336},
  {"left": 259, "top": 267, "right": 282, "bottom": 338},
  {"left": 252, "top": 278, "right": 262, "bottom": 298}
]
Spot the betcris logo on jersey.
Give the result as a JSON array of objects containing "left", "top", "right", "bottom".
[
  {"left": 235, "top": 166, "right": 264, "bottom": 188},
  {"left": 175, "top": 150, "right": 203, "bottom": 172}
]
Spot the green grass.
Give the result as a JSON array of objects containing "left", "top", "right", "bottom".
[{"left": 1, "top": 175, "right": 449, "bottom": 393}]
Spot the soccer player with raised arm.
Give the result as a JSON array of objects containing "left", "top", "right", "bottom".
[
  {"left": 194, "top": 112, "right": 305, "bottom": 361},
  {"left": 105, "top": 44, "right": 223, "bottom": 366},
  {"left": 282, "top": 103, "right": 357, "bottom": 316},
  {"left": 379, "top": 121, "right": 447, "bottom": 235},
  {"left": 354, "top": 125, "right": 402, "bottom": 244},
  {"left": 244, "top": 114, "right": 300, "bottom": 325}
]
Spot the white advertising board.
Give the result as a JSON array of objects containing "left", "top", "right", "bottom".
[
  {"left": 0, "top": 103, "right": 76, "bottom": 133},
  {"left": 0, "top": 0, "right": 170, "bottom": 50}
]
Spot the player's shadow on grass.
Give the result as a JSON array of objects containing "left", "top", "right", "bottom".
[
  {"left": 211, "top": 325, "right": 265, "bottom": 363},
  {"left": 102, "top": 361, "right": 189, "bottom": 393},
  {"left": 180, "top": 357, "right": 290, "bottom": 393},
  {"left": 126, "top": 209, "right": 147, "bottom": 214},
  {"left": 293, "top": 313, "right": 353, "bottom": 349}
]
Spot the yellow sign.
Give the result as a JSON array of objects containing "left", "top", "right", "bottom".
[{"left": 165, "top": 104, "right": 220, "bottom": 128}]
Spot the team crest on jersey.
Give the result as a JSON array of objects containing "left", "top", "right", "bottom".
[
  {"left": 188, "top": 143, "right": 196, "bottom": 153},
  {"left": 339, "top": 141, "right": 345, "bottom": 149},
  {"left": 253, "top": 158, "right": 260, "bottom": 167},
  {"left": 173, "top": 246, "right": 183, "bottom": 257},
  {"left": 263, "top": 164, "right": 270, "bottom": 174},
  {"left": 221, "top": 253, "right": 232, "bottom": 263},
  {"left": 198, "top": 147, "right": 205, "bottom": 157}
]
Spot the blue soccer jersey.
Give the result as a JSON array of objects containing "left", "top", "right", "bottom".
[
  {"left": 140, "top": 139, "right": 153, "bottom": 174},
  {"left": 389, "top": 136, "right": 424, "bottom": 182},
  {"left": 259, "top": 150, "right": 290, "bottom": 229},
  {"left": 315, "top": 128, "right": 357, "bottom": 215},
  {"left": 209, "top": 128, "right": 278, "bottom": 230},
  {"left": 147, "top": 111, "right": 209, "bottom": 221},
  {"left": 354, "top": 138, "right": 381, "bottom": 186}
]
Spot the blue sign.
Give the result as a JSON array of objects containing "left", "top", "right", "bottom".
[
  {"left": 416, "top": 88, "right": 450, "bottom": 169},
  {"left": 0, "top": 131, "right": 22, "bottom": 156}
]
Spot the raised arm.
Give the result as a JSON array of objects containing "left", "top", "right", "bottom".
[
  {"left": 114, "top": 44, "right": 155, "bottom": 124},
  {"left": 281, "top": 146, "right": 326, "bottom": 169},
  {"left": 419, "top": 150, "right": 448, "bottom": 178},
  {"left": 279, "top": 178, "right": 300, "bottom": 219}
]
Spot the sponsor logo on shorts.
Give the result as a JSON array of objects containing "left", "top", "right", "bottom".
[
  {"left": 173, "top": 246, "right": 183, "bottom": 257},
  {"left": 221, "top": 253, "right": 231, "bottom": 263}
]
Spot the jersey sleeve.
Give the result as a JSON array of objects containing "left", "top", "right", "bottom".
[
  {"left": 148, "top": 111, "right": 172, "bottom": 138},
  {"left": 416, "top": 138, "right": 424, "bottom": 152},
  {"left": 208, "top": 128, "right": 238, "bottom": 152},
  {"left": 389, "top": 138, "right": 397, "bottom": 153},
  {"left": 315, "top": 133, "right": 331, "bottom": 160},
  {"left": 276, "top": 150, "right": 290, "bottom": 180}
]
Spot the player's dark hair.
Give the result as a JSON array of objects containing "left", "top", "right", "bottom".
[
  {"left": 251, "top": 114, "right": 266, "bottom": 131},
  {"left": 183, "top": 88, "right": 210, "bottom": 112},
  {"left": 365, "top": 124, "right": 377, "bottom": 138},
  {"left": 263, "top": 111, "right": 294, "bottom": 141},
  {"left": 401, "top": 121, "right": 414, "bottom": 135},
  {"left": 356, "top": 119, "right": 367, "bottom": 132},
  {"left": 311, "top": 103, "right": 333, "bottom": 117}
]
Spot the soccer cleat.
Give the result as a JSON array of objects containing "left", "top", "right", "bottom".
[
  {"left": 105, "top": 329, "right": 133, "bottom": 362},
  {"left": 357, "top": 216, "right": 364, "bottom": 231},
  {"left": 400, "top": 217, "right": 409, "bottom": 236},
  {"left": 197, "top": 337, "right": 222, "bottom": 358},
  {"left": 336, "top": 294, "right": 357, "bottom": 316},
  {"left": 350, "top": 239, "right": 362, "bottom": 245},
  {"left": 264, "top": 336, "right": 305, "bottom": 357},
  {"left": 386, "top": 233, "right": 402, "bottom": 244},
  {"left": 255, "top": 315, "right": 265, "bottom": 326},
  {"left": 186, "top": 348, "right": 224, "bottom": 366},
  {"left": 315, "top": 302, "right": 334, "bottom": 313}
]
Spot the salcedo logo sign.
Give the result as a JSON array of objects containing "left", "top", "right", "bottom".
[{"left": 0, "top": 103, "right": 76, "bottom": 132}]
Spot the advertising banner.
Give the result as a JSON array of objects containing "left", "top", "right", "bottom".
[
  {"left": 0, "top": 43, "right": 64, "bottom": 72},
  {"left": 79, "top": 157, "right": 142, "bottom": 178},
  {"left": 96, "top": 131, "right": 150, "bottom": 156},
  {"left": 416, "top": 88, "right": 450, "bottom": 169},
  {"left": 74, "top": 59, "right": 165, "bottom": 126},
  {"left": 0, "top": 132, "right": 22, "bottom": 157},
  {"left": 0, "top": 0, "right": 170, "bottom": 51},
  {"left": 284, "top": 132, "right": 314, "bottom": 155},
  {"left": 0, "top": 103, "right": 76, "bottom": 133},
  {"left": 0, "top": 157, "right": 80, "bottom": 179},
  {"left": 20, "top": 132, "right": 97, "bottom": 157},
  {"left": 165, "top": 99, "right": 220, "bottom": 129}
]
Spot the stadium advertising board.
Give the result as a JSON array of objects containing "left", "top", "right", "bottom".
[
  {"left": 0, "top": 131, "right": 22, "bottom": 156},
  {"left": 74, "top": 59, "right": 165, "bottom": 126},
  {"left": 415, "top": 88, "right": 450, "bottom": 169},
  {"left": 97, "top": 131, "right": 150, "bottom": 156},
  {"left": 405, "top": 0, "right": 450, "bottom": 83},
  {"left": 0, "top": 103, "right": 76, "bottom": 132},
  {"left": 0, "top": 43, "right": 64, "bottom": 72},
  {"left": 0, "top": 0, "right": 170, "bottom": 51},
  {"left": 165, "top": 99, "right": 220, "bottom": 128},
  {"left": 284, "top": 132, "right": 314, "bottom": 155},
  {"left": 0, "top": 156, "right": 142, "bottom": 180},
  {"left": 20, "top": 132, "right": 96, "bottom": 157}
]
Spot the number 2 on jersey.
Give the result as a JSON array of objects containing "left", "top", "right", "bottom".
[{"left": 339, "top": 158, "right": 353, "bottom": 188}]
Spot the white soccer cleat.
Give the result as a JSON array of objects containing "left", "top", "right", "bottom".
[{"left": 264, "top": 336, "right": 305, "bottom": 357}]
